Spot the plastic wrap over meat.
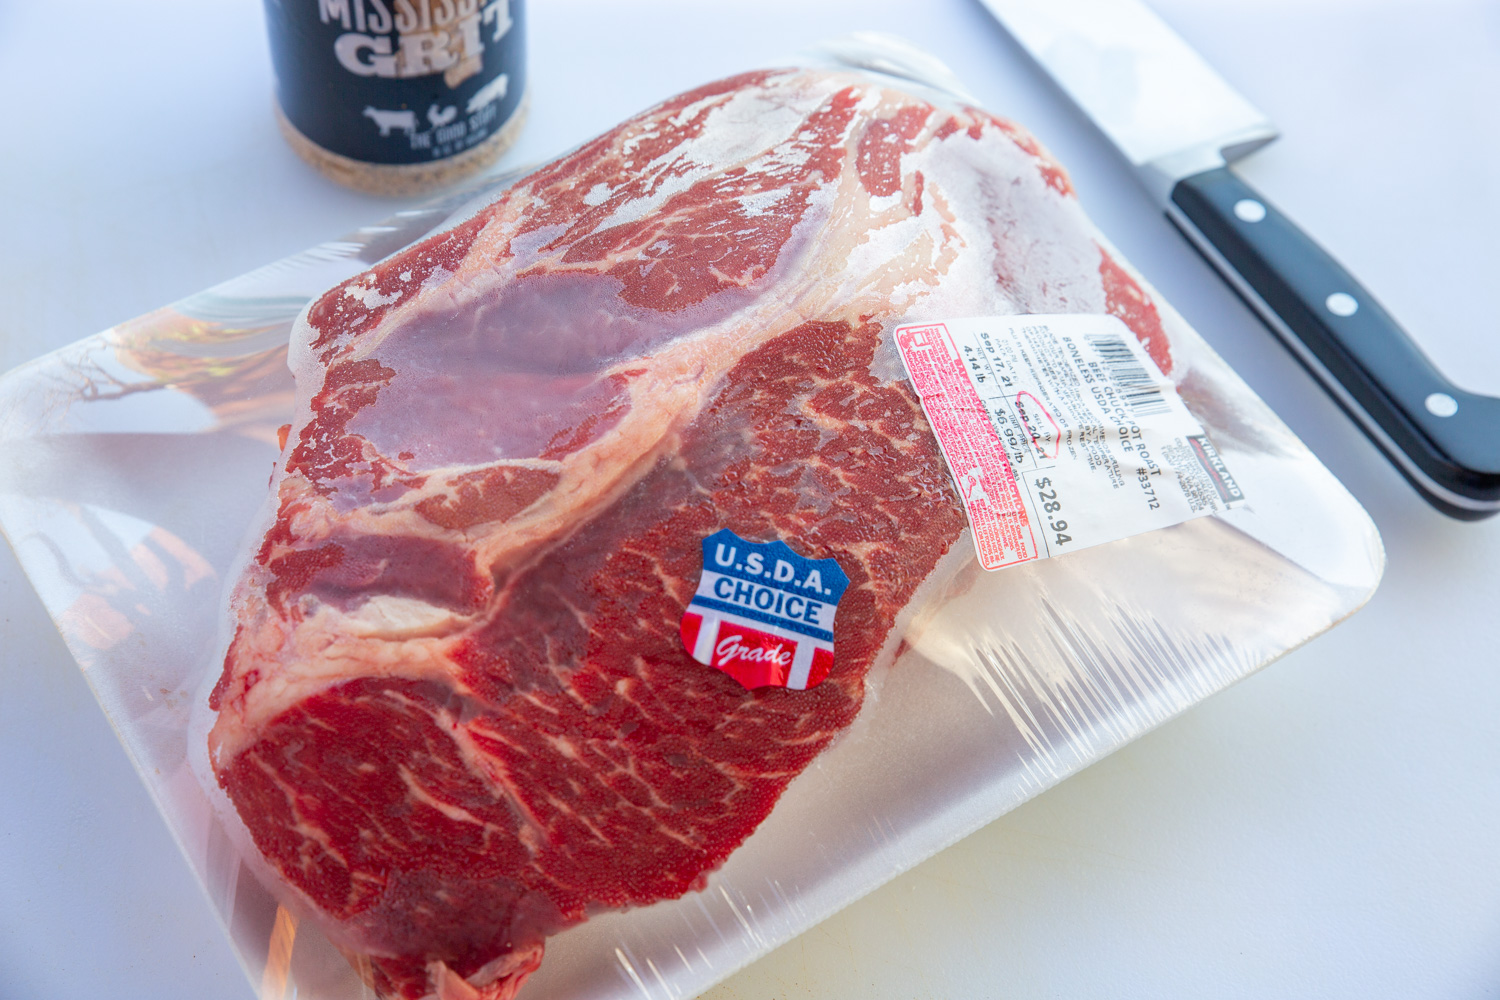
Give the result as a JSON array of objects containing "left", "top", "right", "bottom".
[
  {"left": 205, "top": 66, "right": 1209, "bottom": 998},
  {"left": 0, "top": 34, "right": 1384, "bottom": 1000}
]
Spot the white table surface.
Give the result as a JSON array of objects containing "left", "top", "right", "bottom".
[{"left": 3, "top": 1, "right": 1498, "bottom": 997}]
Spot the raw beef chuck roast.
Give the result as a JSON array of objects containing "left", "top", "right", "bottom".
[{"left": 207, "top": 67, "right": 1174, "bottom": 999}]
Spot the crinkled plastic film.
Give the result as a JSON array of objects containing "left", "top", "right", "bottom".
[{"left": 0, "top": 36, "right": 1381, "bottom": 1000}]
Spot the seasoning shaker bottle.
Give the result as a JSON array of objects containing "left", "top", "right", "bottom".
[{"left": 264, "top": 0, "right": 527, "bottom": 196}]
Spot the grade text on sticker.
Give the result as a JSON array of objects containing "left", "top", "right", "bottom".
[
  {"left": 895, "top": 314, "right": 1244, "bottom": 571},
  {"left": 680, "top": 529, "right": 851, "bottom": 691}
]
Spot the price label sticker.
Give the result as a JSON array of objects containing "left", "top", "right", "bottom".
[{"left": 894, "top": 314, "right": 1243, "bottom": 571}]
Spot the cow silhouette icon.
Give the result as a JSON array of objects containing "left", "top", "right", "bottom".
[{"left": 362, "top": 106, "right": 417, "bottom": 137}]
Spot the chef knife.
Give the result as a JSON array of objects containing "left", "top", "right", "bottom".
[{"left": 978, "top": 0, "right": 1500, "bottom": 519}]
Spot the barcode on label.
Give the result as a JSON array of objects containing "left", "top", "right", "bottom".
[{"left": 1088, "top": 334, "right": 1170, "bottom": 417}]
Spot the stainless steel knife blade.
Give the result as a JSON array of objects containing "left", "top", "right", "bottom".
[
  {"left": 978, "top": 0, "right": 1278, "bottom": 200},
  {"left": 980, "top": 0, "right": 1500, "bottom": 518}
]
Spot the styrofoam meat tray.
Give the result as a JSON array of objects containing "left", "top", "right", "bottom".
[{"left": 0, "top": 164, "right": 1382, "bottom": 999}]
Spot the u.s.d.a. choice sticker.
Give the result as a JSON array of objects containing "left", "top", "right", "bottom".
[
  {"left": 680, "top": 530, "right": 851, "bottom": 691},
  {"left": 894, "top": 314, "right": 1244, "bottom": 571}
]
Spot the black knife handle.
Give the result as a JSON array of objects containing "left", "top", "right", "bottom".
[{"left": 1168, "top": 166, "right": 1500, "bottom": 519}]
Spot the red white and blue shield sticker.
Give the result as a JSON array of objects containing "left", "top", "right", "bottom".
[{"left": 679, "top": 529, "right": 851, "bottom": 691}]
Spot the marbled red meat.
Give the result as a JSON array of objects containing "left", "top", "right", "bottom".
[{"left": 208, "top": 67, "right": 1175, "bottom": 1000}]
